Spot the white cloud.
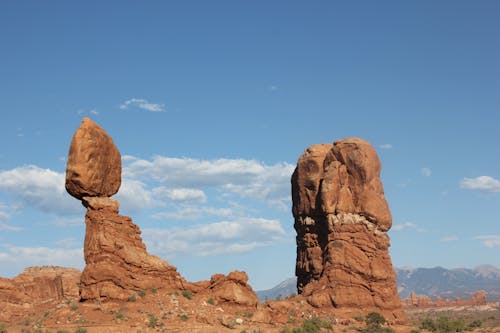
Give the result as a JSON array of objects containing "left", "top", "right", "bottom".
[
  {"left": 378, "top": 144, "right": 393, "bottom": 149},
  {"left": 143, "top": 217, "right": 285, "bottom": 257},
  {"left": 119, "top": 98, "right": 165, "bottom": 112},
  {"left": 0, "top": 245, "right": 84, "bottom": 272},
  {"left": 115, "top": 179, "right": 159, "bottom": 212},
  {"left": 440, "top": 235, "right": 459, "bottom": 242},
  {"left": 152, "top": 206, "right": 233, "bottom": 220},
  {"left": 460, "top": 176, "right": 500, "bottom": 192},
  {"left": 392, "top": 222, "right": 417, "bottom": 231},
  {"left": 267, "top": 85, "right": 278, "bottom": 91},
  {"left": 0, "top": 166, "right": 82, "bottom": 215},
  {"left": 421, "top": 167, "right": 432, "bottom": 177},
  {"left": 122, "top": 155, "right": 294, "bottom": 209},
  {"left": 54, "top": 238, "right": 80, "bottom": 248},
  {"left": 152, "top": 187, "right": 207, "bottom": 203},
  {"left": 474, "top": 235, "right": 500, "bottom": 248}
]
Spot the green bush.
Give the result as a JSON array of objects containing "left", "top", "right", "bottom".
[
  {"left": 282, "top": 316, "right": 332, "bottom": 333},
  {"left": 419, "top": 316, "right": 472, "bottom": 333},
  {"left": 147, "top": 313, "right": 158, "bottom": 328},
  {"left": 0, "top": 323, "right": 7, "bottom": 333},
  {"left": 182, "top": 289, "right": 192, "bottom": 300},
  {"left": 207, "top": 296, "right": 215, "bottom": 305},
  {"left": 127, "top": 294, "right": 136, "bottom": 302},
  {"left": 74, "top": 328, "right": 87, "bottom": 333},
  {"left": 365, "top": 312, "right": 386, "bottom": 327},
  {"left": 180, "top": 314, "right": 189, "bottom": 321}
]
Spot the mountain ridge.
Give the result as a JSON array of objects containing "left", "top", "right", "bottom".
[{"left": 256, "top": 265, "right": 500, "bottom": 302}]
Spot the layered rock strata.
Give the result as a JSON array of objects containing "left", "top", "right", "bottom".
[
  {"left": 0, "top": 266, "right": 80, "bottom": 321},
  {"left": 292, "top": 138, "right": 405, "bottom": 321}
]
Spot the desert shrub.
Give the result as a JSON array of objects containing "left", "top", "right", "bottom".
[
  {"left": 150, "top": 287, "right": 158, "bottom": 294},
  {"left": 127, "top": 294, "right": 136, "bottom": 302},
  {"left": 74, "top": 328, "right": 87, "bottom": 333},
  {"left": 284, "top": 316, "right": 332, "bottom": 333},
  {"left": 180, "top": 314, "right": 189, "bottom": 321},
  {"left": 365, "top": 312, "right": 386, "bottom": 327},
  {"left": 56, "top": 330, "right": 70, "bottom": 333},
  {"left": 115, "top": 310, "right": 126, "bottom": 320},
  {"left": 0, "top": 323, "right": 7, "bottom": 333},
  {"left": 207, "top": 296, "right": 215, "bottom": 305},
  {"left": 409, "top": 330, "right": 421, "bottom": 333},
  {"left": 138, "top": 289, "right": 146, "bottom": 298},
  {"left": 353, "top": 315, "right": 365, "bottom": 322},
  {"left": 70, "top": 301, "right": 78, "bottom": 311},
  {"left": 147, "top": 313, "right": 158, "bottom": 328},
  {"left": 419, "top": 316, "right": 469, "bottom": 332},
  {"left": 467, "top": 319, "right": 482, "bottom": 329},
  {"left": 182, "top": 289, "right": 192, "bottom": 300}
]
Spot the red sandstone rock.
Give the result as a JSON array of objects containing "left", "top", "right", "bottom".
[
  {"left": 0, "top": 266, "right": 80, "bottom": 321},
  {"left": 402, "top": 290, "right": 488, "bottom": 308},
  {"left": 65, "top": 117, "right": 121, "bottom": 200},
  {"left": 80, "top": 202, "right": 188, "bottom": 300},
  {"left": 208, "top": 271, "right": 259, "bottom": 307},
  {"left": 292, "top": 138, "right": 406, "bottom": 322}
]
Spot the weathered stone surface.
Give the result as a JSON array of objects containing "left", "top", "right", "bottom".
[
  {"left": 292, "top": 138, "right": 406, "bottom": 322},
  {"left": 65, "top": 117, "right": 121, "bottom": 200},
  {"left": 0, "top": 266, "right": 80, "bottom": 322},
  {"left": 209, "top": 271, "right": 259, "bottom": 307},
  {"left": 80, "top": 201, "right": 187, "bottom": 300}
]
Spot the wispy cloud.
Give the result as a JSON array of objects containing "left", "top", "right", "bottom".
[
  {"left": 267, "top": 85, "right": 278, "bottom": 92},
  {"left": 152, "top": 206, "right": 233, "bottom": 221},
  {"left": 421, "top": 167, "right": 432, "bottom": 177},
  {"left": 392, "top": 222, "right": 417, "bottom": 231},
  {"left": 440, "top": 235, "right": 459, "bottom": 242},
  {"left": 460, "top": 176, "right": 500, "bottom": 192},
  {"left": 143, "top": 217, "right": 285, "bottom": 257},
  {"left": 378, "top": 144, "right": 393, "bottom": 149},
  {"left": 119, "top": 98, "right": 165, "bottom": 112},
  {"left": 122, "top": 155, "right": 294, "bottom": 210},
  {"left": 474, "top": 235, "right": 500, "bottom": 248},
  {"left": 0, "top": 245, "right": 84, "bottom": 272},
  {"left": 0, "top": 166, "right": 82, "bottom": 215}
]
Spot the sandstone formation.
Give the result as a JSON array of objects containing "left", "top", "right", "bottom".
[
  {"left": 292, "top": 138, "right": 406, "bottom": 321},
  {"left": 66, "top": 118, "right": 187, "bottom": 300},
  {"left": 0, "top": 266, "right": 80, "bottom": 321},
  {"left": 65, "top": 117, "right": 121, "bottom": 200},
  {"left": 403, "top": 290, "right": 488, "bottom": 308},
  {"left": 66, "top": 118, "right": 259, "bottom": 304},
  {"left": 208, "top": 271, "right": 259, "bottom": 307}
]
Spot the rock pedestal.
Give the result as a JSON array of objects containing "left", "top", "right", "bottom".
[
  {"left": 292, "top": 138, "right": 406, "bottom": 321},
  {"left": 66, "top": 118, "right": 187, "bottom": 300}
]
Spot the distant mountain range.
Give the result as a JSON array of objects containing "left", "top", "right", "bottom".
[{"left": 256, "top": 265, "right": 500, "bottom": 302}]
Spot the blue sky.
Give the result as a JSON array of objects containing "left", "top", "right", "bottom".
[{"left": 0, "top": 1, "right": 499, "bottom": 290}]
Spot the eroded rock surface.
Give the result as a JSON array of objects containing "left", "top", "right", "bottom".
[
  {"left": 66, "top": 117, "right": 121, "bottom": 200},
  {"left": 0, "top": 266, "right": 80, "bottom": 321},
  {"left": 292, "top": 138, "right": 406, "bottom": 322}
]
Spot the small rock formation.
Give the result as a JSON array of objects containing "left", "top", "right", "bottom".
[
  {"left": 292, "top": 138, "right": 406, "bottom": 321},
  {"left": 66, "top": 118, "right": 187, "bottom": 300},
  {"left": 0, "top": 266, "right": 80, "bottom": 321},
  {"left": 403, "top": 290, "right": 488, "bottom": 308},
  {"left": 208, "top": 271, "right": 259, "bottom": 306}
]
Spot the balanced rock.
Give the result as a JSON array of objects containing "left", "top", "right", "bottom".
[
  {"left": 208, "top": 271, "right": 259, "bottom": 307},
  {"left": 292, "top": 138, "right": 406, "bottom": 322},
  {"left": 66, "top": 117, "right": 121, "bottom": 200},
  {"left": 65, "top": 118, "right": 187, "bottom": 300}
]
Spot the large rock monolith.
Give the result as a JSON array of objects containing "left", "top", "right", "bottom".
[{"left": 292, "top": 138, "right": 406, "bottom": 322}]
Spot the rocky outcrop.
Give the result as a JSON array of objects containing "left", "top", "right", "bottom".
[
  {"left": 208, "top": 271, "right": 259, "bottom": 307},
  {"left": 403, "top": 290, "right": 488, "bottom": 308},
  {"left": 66, "top": 118, "right": 259, "bottom": 304},
  {"left": 0, "top": 266, "right": 80, "bottom": 321},
  {"left": 66, "top": 118, "right": 187, "bottom": 300},
  {"left": 292, "top": 138, "right": 406, "bottom": 322}
]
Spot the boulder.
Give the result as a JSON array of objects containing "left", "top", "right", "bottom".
[{"left": 65, "top": 117, "right": 121, "bottom": 200}]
